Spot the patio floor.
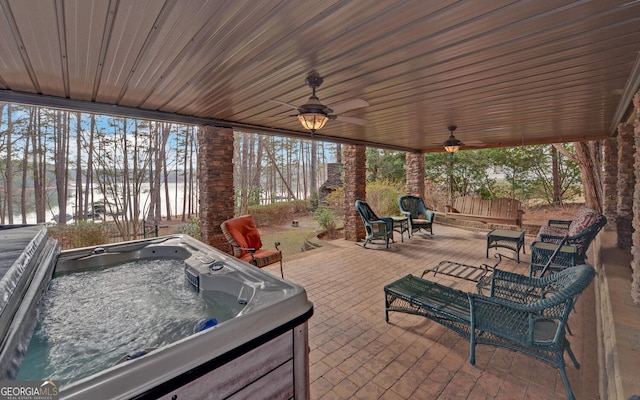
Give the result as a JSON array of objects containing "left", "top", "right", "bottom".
[{"left": 265, "top": 224, "right": 599, "bottom": 400}]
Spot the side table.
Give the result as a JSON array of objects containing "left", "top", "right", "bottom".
[
  {"left": 391, "top": 216, "right": 409, "bottom": 242},
  {"left": 486, "top": 229, "right": 525, "bottom": 263}
]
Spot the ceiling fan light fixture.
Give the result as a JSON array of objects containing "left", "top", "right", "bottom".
[
  {"left": 444, "top": 135, "right": 463, "bottom": 153},
  {"left": 297, "top": 113, "right": 329, "bottom": 131},
  {"left": 443, "top": 124, "right": 464, "bottom": 153},
  {"left": 272, "top": 73, "right": 369, "bottom": 133}
]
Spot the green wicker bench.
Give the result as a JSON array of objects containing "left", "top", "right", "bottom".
[{"left": 384, "top": 264, "right": 595, "bottom": 400}]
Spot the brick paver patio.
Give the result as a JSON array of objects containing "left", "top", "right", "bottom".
[{"left": 265, "top": 224, "right": 598, "bottom": 400}]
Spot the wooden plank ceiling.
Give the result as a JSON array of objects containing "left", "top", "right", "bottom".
[{"left": 1, "top": 0, "right": 639, "bottom": 153}]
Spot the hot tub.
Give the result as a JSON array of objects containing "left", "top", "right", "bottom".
[{"left": 0, "top": 227, "right": 313, "bottom": 400}]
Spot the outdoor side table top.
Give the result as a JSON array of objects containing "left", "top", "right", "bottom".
[{"left": 486, "top": 229, "right": 525, "bottom": 263}]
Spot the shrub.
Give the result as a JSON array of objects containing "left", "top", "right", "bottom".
[
  {"left": 321, "top": 180, "right": 405, "bottom": 218},
  {"left": 48, "top": 221, "right": 113, "bottom": 249},
  {"left": 365, "top": 180, "right": 404, "bottom": 215},
  {"left": 324, "top": 187, "right": 345, "bottom": 218},
  {"left": 177, "top": 218, "right": 202, "bottom": 240},
  {"left": 308, "top": 191, "right": 319, "bottom": 211},
  {"left": 315, "top": 206, "right": 337, "bottom": 238}
]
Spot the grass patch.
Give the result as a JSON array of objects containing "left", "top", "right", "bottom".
[
  {"left": 260, "top": 228, "right": 317, "bottom": 258},
  {"left": 259, "top": 215, "right": 321, "bottom": 258}
]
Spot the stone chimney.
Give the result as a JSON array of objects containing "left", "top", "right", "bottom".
[{"left": 319, "top": 163, "right": 343, "bottom": 202}]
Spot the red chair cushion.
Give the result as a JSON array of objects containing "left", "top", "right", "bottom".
[
  {"left": 239, "top": 249, "right": 282, "bottom": 267},
  {"left": 222, "top": 215, "right": 263, "bottom": 256}
]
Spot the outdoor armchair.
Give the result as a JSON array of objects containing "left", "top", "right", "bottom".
[
  {"left": 468, "top": 264, "right": 594, "bottom": 400},
  {"left": 355, "top": 200, "right": 394, "bottom": 248},
  {"left": 530, "top": 206, "right": 606, "bottom": 275},
  {"left": 398, "top": 195, "right": 434, "bottom": 236},
  {"left": 220, "top": 214, "right": 283, "bottom": 278}
]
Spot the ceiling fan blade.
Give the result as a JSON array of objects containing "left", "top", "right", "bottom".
[
  {"left": 269, "top": 99, "right": 300, "bottom": 110},
  {"left": 463, "top": 140, "right": 485, "bottom": 146},
  {"left": 330, "top": 98, "right": 369, "bottom": 114},
  {"left": 335, "top": 115, "right": 368, "bottom": 126}
]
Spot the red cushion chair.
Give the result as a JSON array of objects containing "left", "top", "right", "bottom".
[{"left": 220, "top": 215, "right": 283, "bottom": 278}]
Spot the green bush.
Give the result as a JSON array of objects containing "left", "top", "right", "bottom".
[
  {"left": 308, "top": 191, "right": 319, "bottom": 211},
  {"left": 48, "top": 221, "right": 113, "bottom": 249},
  {"left": 177, "top": 218, "right": 202, "bottom": 240},
  {"left": 322, "top": 180, "right": 405, "bottom": 218},
  {"left": 315, "top": 206, "right": 337, "bottom": 237},
  {"left": 365, "top": 180, "right": 404, "bottom": 215},
  {"left": 325, "top": 187, "right": 345, "bottom": 218}
]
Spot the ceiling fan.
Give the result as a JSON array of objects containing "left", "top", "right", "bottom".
[
  {"left": 270, "top": 73, "right": 369, "bottom": 135},
  {"left": 442, "top": 125, "right": 484, "bottom": 152}
]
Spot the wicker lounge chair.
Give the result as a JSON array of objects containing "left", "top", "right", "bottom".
[
  {"left": 530, "top": 206, "right": 606, "bottom": 276},
  {"left": 355, "top": 200, "right": 394, "bottom": 248},
  {"left": 398, "top": 195, "right": 434, "bottom": 236},
  {"left": 384, "top": 264, "right": 595, "bottom": 400},
  {"left": 220, "top": 214, "right": 283, "bottom": 278}
]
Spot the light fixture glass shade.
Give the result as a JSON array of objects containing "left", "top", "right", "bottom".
[
  {"left": 443, "top": 134, "right": 463, "bottom": 153},
  {"left": 297, "top": 113, "right": 329, "bottom": 131},
  {"left": 444, "top": 144, "right": 460, "bottom": 153}
]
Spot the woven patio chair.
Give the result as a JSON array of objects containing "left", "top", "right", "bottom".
[
  {"left": 530, "top": 206, "right": 606, "bottom": 276},
  {"left": 468, "top": 264, "right": 595, "bottom": 400},
  {"left": 220, "top": 214, "right": 283, "bottom": 278},
  {"left": 355, "top": 200, "right": 394, "bottom": 248},
  {"left": 398, "top": 195, "right": 434, "bottom": 236}
]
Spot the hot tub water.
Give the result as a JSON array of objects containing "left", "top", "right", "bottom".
[{"left": 17, "top": 258, "right": 242, "bottom": 385}]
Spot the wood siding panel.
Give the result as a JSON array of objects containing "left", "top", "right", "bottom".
[
  {"left": 0, "top": 0, "right": 639, "bottom": 152},
  {"left": 158, "top": 330, "right": 293, "bottom": 400}
]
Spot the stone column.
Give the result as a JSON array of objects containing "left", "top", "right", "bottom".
[
  {"left": 602, "top": 136, "right": 618, "bottom": 230},
  {"left": 630, "top": 92, "right": 640, "bottom": 305},
  {"left": 406, "top": 152, "right": 425, "bottom": 197},
  {"left": 343, "top": 144, "right": 366, "bottom": 242},
  {"left": 197, "top": 125, "right": 235, "bottom": 251},
  {"left": 617, "top": 122, "right": 635, "bottom": 249}
]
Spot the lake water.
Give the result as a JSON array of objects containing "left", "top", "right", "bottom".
[{"left": 17, "top": 182, "right": 197, "bottom": 224}]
